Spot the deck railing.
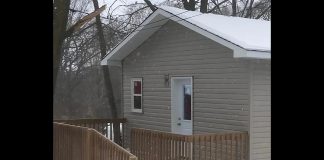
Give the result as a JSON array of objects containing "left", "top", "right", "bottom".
[
  {"left": 130, "top": 128, "right": 248, "bottom": 160},
  {"left": 54, "top": 122, "right": 137, "bottom": 160},
  {"left": 54, "top": 118, "right": 126, "bottom": 146}
]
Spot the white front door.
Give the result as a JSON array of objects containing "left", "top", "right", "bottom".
[{"left": 171, "top": 77, "right": 193, "bottom": 135}]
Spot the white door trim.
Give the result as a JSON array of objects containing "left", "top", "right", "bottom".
[{"left": 170, "top": 76, "right": 193, "bottom": 135}]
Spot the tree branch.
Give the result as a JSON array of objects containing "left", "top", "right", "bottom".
[
  {"left": 65, "top": 5, "right": 106, "bottom": 38},
  {"left": 107, "top": 0, "right": 118, "bottom": 17},
  {"left": 109, "top": 3, "right": 146, "bottom": 17},
  {"left": 245, "top": 0, "right": 254, "bottom": 18},
  {"left": 208, "top": 0, "right": 228, "bottom": 13},
  {"left": 240, "top": 0, "right": 249, "bottom": 17},
  {"left": 255, "top": 4, "right": 271, "bottom": 19},
  {"left": 69, "top": 8, "right": 140, "bottom": 30}
]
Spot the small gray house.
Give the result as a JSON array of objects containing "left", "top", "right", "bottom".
[{"left": 101, "top": 6, "right": 270, "bottom": 160}]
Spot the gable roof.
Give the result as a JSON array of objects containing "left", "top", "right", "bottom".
[{"left": 101, "top": 6, "right": 271, "bottom": 66}]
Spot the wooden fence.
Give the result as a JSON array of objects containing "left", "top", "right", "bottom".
[
  {"left": 130, "top": 128, "right": 248, "bottom": 160},
  {"left": 53, "top": 122, "right": 137, "bottom": 160},
  {"left": 54, "top": 118, "right": 126, "bottom": 146}
]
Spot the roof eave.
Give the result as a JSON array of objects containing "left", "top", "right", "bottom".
[
  {"left": 101, "top": 8, "right": 271, "bottom": 66},
  {"left": 101, "top": 9, "right": 168, "bottom": 65},
  {"left": 234, "top": 49, "right": 271, "bottom": 59}
]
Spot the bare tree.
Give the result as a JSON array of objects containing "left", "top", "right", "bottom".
[
  {"left": 53, "top": 0, "right": 106, "bottom": 93},
  {"left": 54, "top": 0, "right": 70, "bottom": 93},
  {"left": 92, "top": 0, "right": 123, "bottom": 145},
  {"left": 160, "top": 0, "right": 271, "bottom": 20},
  {"left": 54, "top": 0, "right": 153, "bottom": 119},
  {"left": 200, "top": 0, "right": 208, "bottom": 13},
  {"left": 55, "top": 0, "right": 94, "bottom": 118}
]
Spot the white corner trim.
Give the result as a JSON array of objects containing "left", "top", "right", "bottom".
[
  {"left": 246, "top": 50, "right": 271, "bottom": 59},
  {"left": 100, "top": 59, "right": 122, "bottom": 66},
  {"left": 249, "top": 61, "right": 254, "bottom": 160},
  {"left": 100, "top": 59, "right": 107, "bottom": 65}
]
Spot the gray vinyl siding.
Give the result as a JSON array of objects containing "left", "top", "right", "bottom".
[
  {"left": 122, "top": 20, "right": 250, "bottom": 148},
  {"left": 250, "top": 60, "right": 271, "bottom": 160}
]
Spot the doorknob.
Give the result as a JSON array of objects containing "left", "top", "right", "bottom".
[{"left": 177, "top": 123, "right": 181, "bottom": 126}]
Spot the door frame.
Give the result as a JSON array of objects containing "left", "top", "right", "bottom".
[{"left": 170, "top": 76, "right": 193, "bottom": 135}]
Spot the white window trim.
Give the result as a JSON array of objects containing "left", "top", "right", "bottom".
[{"left": 131, "top": 78, "right": 143, "bottom": 113}]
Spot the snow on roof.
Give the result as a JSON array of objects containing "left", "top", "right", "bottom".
[
  {"left": 101, "top": 6, "right": 271, "bottom": 66},
  {"left": 159, "top": 6, "right": 270, "bottom": 51}
]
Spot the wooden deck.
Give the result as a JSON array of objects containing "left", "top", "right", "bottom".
[
  {"left": 54, "top": 119, "right": 248, "bottom": 160},
  {"left": 53, "top": 122, "right": 137, "bottom": 160},
  {"left": 131, "top": 128, "right": 248, "bottom": 160},
  {"left": 54, "top": 118, "right": 127, "bottom": 146}
]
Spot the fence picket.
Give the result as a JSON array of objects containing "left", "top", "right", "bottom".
[{"left": 54, "top": 122, "right": 137, "bottom": 160}]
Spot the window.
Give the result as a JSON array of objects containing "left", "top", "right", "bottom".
[
  {"left": 183, "top": 85, "right": 191, "bottom": 120},
  {"left": 131, "top": 78, "right": 142, "bottom": 113}
]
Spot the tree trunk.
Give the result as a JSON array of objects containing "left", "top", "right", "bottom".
[
  {"left": 200, "top": 0, "right": 208, "bottom": 13},
  {"left": 92, "top": 0, "right": 121, "bottom": 145},
  {"left": 182, "top": 0, "right": 196, "bottom": 11},
  {"left": 53, "top": 0, "right": 70, "bottom": 93},
  {"left": 232, "top": 0, "right": 237, "bottom": 16},
  {"left": 143, "top": 0, "right": 157, "bottom": 11},
  {"left": 245, "top": 0, "right": 254, "bottom": 18}
]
